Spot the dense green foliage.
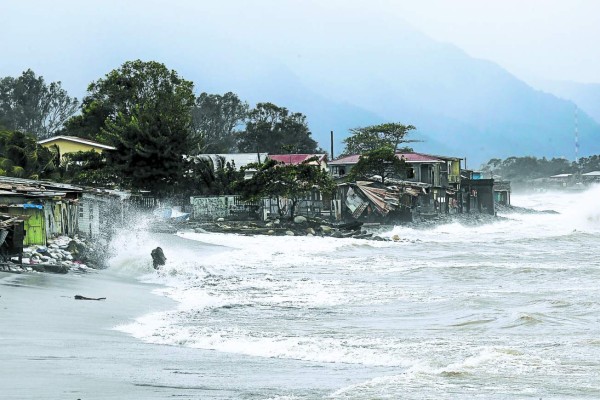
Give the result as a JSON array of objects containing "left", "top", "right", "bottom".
[
  {"left": 341, "top": 122, "right": 416, "bottom": 156},
  {"left": 481, "top": 155, "right": 600, "bottom": 182},
  {"left": 237, "top": 102, "right": 319, "bottom": 154},
  {"left": 235, "top": 158, "right": 334, "bottom": 218},
  {"left": 0, "top": 130, "right": 59, "bottom": 179},
  {"left": 191, "top": 92, "right": 248, "bottom": 154},
  {"left": 59, "top": 150, "right": 114, "bottom": 187},
  {"left": 84, "top": 60, "right": 196, "bottom": 196},
  {"left": 0, "top": 69, "right": 78, "bottom": 139},
  {"left": 179, "top": 156, "right": 244, "bottom": 198},
  {"left": 349, "top": 146, "right": 408, "bottom": 184}
]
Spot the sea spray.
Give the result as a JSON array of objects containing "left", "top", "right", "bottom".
[{"left": 112, "top": 187, "right": 600, "bottom": 399}]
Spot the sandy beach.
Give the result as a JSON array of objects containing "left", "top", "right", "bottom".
[
  {"left": 0, "top": 269, "right": 176, "bottom": 399},
  {"left": 0, "top": 232, "right": 374, "bottom": 400}
]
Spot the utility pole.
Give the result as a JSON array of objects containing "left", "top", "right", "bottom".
[{"left": 330, "top": 130, "right": 334, "bottom": 160}]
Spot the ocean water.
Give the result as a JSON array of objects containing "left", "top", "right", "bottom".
[{"left": 111, "top": 186, "right": 600, "bottom": 399}]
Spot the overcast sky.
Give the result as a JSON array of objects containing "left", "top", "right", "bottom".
[{"left": 2, "top": 0, "right": 599, "bottom": 91}]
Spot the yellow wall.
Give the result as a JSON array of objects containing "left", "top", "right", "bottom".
[{"left": 40, "top": 139, "right": 106, "bottom": 158}]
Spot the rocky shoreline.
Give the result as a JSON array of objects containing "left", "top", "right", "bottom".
[
  {"left": 184, "top": 209, "right": 518, "bottom": 242},
  {"left": 2, "top": 205, "right": 554, "bottom": 275},
  {"left": 0, "top": 235, "right": 104, "bottom": 274}
]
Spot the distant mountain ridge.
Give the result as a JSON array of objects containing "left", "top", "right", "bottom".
[
  {"left": 183, "top": 20, "right": 599, "bottom": 167},
  {"left": 530, "top": 79, "right": 600, "bottom": 124}
]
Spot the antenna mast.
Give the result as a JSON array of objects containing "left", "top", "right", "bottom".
[{"left": 575, "top": 106, "right": 579, "bottom": 164}]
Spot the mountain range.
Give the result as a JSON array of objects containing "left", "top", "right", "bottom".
[{"left": 175, "top": 19, "right": 599, "bottom": 168}]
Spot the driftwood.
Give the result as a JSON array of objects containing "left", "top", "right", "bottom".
[{"left": 74, "top": 295, "right": 106, "bottom": 301}]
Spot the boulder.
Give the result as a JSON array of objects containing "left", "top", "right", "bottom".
[
  {"left": 306, "top": 233, "right": 314, "bottom": 237},
  {"left": 285, "top": 230, "right": 295, "bottom": 236},
  {"left": 265, "top": 222, "right": 274, "bottom": 228},
  {"left": 320, "top": 225, "right": 333, "bottom": 234},
  {"left": 331, "top": 231, "right": 343, "bottom": 238},
  {"left": 216, "top": 217, "right": 225, "bottom": 222},
  {"left": 294, "top": 216, "right": 307, "bottom": 224},
  {"left": 267, "top": 230, "right": 275, "bottom": 235},
  {"left": 306, "top": 227, "right": 316, "bottom": 235},
  {"left": 274, "top": 219, "right": 280, "bottom": 225},
  {"left": 392, "top": 234, "right": 400, "bottom": 241}
]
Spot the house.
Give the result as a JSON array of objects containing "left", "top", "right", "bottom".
[
  {"left": 329, "top": 152, "right": 463, "bottom": 213},
  {"left": 0, "top": 176, "right": 83, "bottom": 245},
  {"left": 38, "top": 135, "right": 116, "bottom": 160},
  {"left": 329, "top": 152, "right": 460, "bottom": 184},
  {"left": 335, "top": 177, "right": 431, "bottom": 222},
  {"left": 77, "top": 189, "right": 130, "bottom": 240},
  {"left": 187, "top": 153, "right": 268, "bottom": 180},
  {"left": 0, "top": 214, "right": 26, "bottom": 264},
  {"left": 582, "top": 171, "right": 600, "bottom": 183},
  {"left": 268, "top": 154, "right": 328, "bottom": 171},
  {"left": 493, "top": 180, "right": 512, "bottom": 206}
]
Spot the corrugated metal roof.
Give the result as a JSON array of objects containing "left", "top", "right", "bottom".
[
  {"left": 38, "top": 135, "right": 116, "bottom": 150},
  {"left": 329, "top": 154, "right": 361, "bottom": 165},
  {"left": 0, "top": 176, "right": 84, "bottom": 191},
  {"left": 268, "top": 154, "right": 327, "bottom": 165},
  {"left": 329, "top": 152, "right": 446, "bottom": 165}
]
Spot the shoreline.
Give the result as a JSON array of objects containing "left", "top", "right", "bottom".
[
  {"left": 0, "top": 268, "right": 177, "bottom": 399},
  {"left": 183, "top": 203, "right": 545, "bottom": 240}
]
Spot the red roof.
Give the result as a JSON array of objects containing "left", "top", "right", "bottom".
[
  {"left": 398, "top": 152, "right": 445, "bottom": 162},
  {"left": 269, "top": 154, "right": 326, "bottom": 165},
  {"left": 329, "top": 152, "right": 445, "bottom": 165}
]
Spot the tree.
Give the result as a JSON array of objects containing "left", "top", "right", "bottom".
[
  {"left": 0, "top": 130, "right": 59, "bottom": 179},
  {"left": 191, "top": 92, "right": 248, "bottom": 154},
  {"left": 342, "top": 122, "right": 417, "bottom": 155},
  {"left": 59, "top": 150, "right": 115, "bottom": 187},
  {"left": 236, "top": 158, "right": 334, "bottom": 219},
  {"left": 59, "top": 99, "right": 112, "bottom": 140},
  {"left": 237, "top": 102, "right": 319, "bottom": 154},
  {"left": 0, "top": 69, "right": 79, "bottom": 138},
  {"left": 348, "top": 146, "right": 408, "bottom": 184},
  {"left": 81, "top": 60, "right": 196, "bottom": 196}
]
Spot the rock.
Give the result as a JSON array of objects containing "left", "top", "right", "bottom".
[
  {"left": 151, "top": 247, "right": 166, "bottom": 270},
  {"left": 285, "top": 230, "right": 295, "bottom": 236},
  {"left": 194, "top": 228, "right": 207, "bottom": 233},
  {"left": 49, "top": 244, "right": 59, "bottom": 249},
  {"left": 320, "top": 225, "right": 333, "bottom": 234},
  {"left": 306, "top": 233, "right": 314, "bottom": 237},
  {"left": 294, "top": 216, "right": 307, "bottom": 224},
  {"left": 267, "top": 230, "right": 275, "bottom": 235},
  {"left": 392, "top": 234, "right": 400, "bottom": 241},
  {"left": 67, "top": 240, "right": 79, "bottom": 254},
  {"left": 331, "top": 231, "right": 343, "bottom": 238},
  {"left": 216, "top": 217, "right": 225, "bottom": 222},
  {"left": 306, "top": 227, "right": 316, "bottom": 235},
  {"left": 265, "top": 222, "right": 274, "bottom": 228}
]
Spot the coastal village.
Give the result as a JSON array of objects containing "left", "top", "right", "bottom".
[
  {"left": 4, "top": 131, "right": 600, "bottom": 276},
  {"left": 0, "top": 133, "right": 519, "bottom": 274}
]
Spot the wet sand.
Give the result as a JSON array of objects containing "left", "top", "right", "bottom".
[
  {"left": 0, "top": 270, "right": 181, "bottom": 399},
  {"left": 0, "top": 249, "right": 372, "bottom": 399}
]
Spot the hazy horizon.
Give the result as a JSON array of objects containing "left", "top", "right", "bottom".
[
  {"left": 2, "top": 0, "right": 599, "bottom": 93},
  {"left": 2, "top": 0, "right": 599, "bottom": 164}
]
